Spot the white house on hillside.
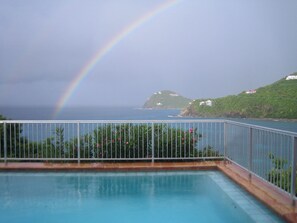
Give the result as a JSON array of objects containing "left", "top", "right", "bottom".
[
  {"left": 245, "top": 90, "right": 256, "bottom": 94},
  {"left": 286, "top": 75, "right": 297, "bottom": 80},
  {"left": 199, "top": 100, "right": 212, "bottom": 106}
]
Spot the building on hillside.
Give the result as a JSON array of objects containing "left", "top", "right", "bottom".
[
  {"left": 206, "top": 100, "right": 212, "bottom": 106},
  {"left": 286, "top": 75, "right": 297, "bottom": 80},
  {"left": 199, "top": 100, "right": 212, "bottom": 106},
  {"left": 245, "top": 90, "right": 257, "bottom": 94}
]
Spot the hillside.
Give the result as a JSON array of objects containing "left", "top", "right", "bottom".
[
  {"left": 181, "top": 73, "right": 297, "bottom": 119},
  {"left": 143, "top": 90, "right": 192, "bottom": 109}
]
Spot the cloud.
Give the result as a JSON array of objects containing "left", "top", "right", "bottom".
[{"left": 0, "top": 0, "right": 297, "bottom": 107}]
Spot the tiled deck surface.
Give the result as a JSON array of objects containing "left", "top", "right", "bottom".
[{"left": 0, "top": 161, "right": 296, "bottom": 223}]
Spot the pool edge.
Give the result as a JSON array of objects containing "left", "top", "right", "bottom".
[
  {"left": 0, "top": 161, "right": 296, "bottom": 222},
  {"left": 217, "top": 162, "right": 297, "bottom": 223}
]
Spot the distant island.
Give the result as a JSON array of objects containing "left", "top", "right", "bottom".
[
  {"left": 143, "top": 90, "right": 192, "bottom": 109},
  {"left": 181, "top": 72, "right": 297, "bottom": 119}
]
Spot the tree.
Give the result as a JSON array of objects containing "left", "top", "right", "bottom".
[{"left": 0, "top": 115, "right": 23, "bottom": 158}]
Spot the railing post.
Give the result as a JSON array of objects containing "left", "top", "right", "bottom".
[
  {"left": 4, "top": 122, "right": 7, "bottom": 164},
  {"left": 151, "top": 123, "right": 154, "bottom": 163},
  {"left": 77, "top": 122, "right": 80, "bottom": 164},
  {"left": 224, "top": 122, "right": 227, "bottom": 164},
  {"left": 248, "top": 127, "right": 253, "bottom": 180},
  {"left": 291, "top": 136, "right": 297, "bottom": 206}
]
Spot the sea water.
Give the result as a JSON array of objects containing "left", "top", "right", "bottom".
[
  {"left": 0, "top": 106, "right": 180, "bottom": 120},
  {"left": 0, "top": 106, "right": 296, "bottom": 133}
]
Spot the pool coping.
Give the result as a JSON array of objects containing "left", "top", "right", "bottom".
[
  {"left": 0, "top": 161, "right": 218, "bottom": 171},
  {"left": 217, "top": 162, "right": 297, "bottom": 223},
  {"left": 0, "top": 161, "right": 296, "bottom": 222}
]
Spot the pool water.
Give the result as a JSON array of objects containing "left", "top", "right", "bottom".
[{"left": 0, "top": 171, "right": 284, "bottom": 223}]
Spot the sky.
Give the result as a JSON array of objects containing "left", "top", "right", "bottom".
[{"left": 0, "top": 0, "right": 297, "bottom": 109}]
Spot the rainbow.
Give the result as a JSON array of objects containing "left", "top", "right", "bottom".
[{"left": 53, "top": 0, "right": 181, "bottom": 118}]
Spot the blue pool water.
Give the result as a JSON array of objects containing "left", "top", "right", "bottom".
[{"left": 0, "top": 171, "right": 284, "bottom": 223}]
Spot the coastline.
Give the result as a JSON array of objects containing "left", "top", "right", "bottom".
[
  {"left": 179, "top": 109, "right": 297, "bottom": 122},
  {"left": 180, "top": 114, "right": 297, "bottom": 122},
  {"left": 178, "top": 113, "right": 297, "bottom": 133}
]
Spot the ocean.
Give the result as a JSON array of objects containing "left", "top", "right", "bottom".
[
  {"left": 0, "top": 106, "right": 181, "bottom": 120},
  {"left": 0, "top": 106, "right": 296, "bottom": 133}
]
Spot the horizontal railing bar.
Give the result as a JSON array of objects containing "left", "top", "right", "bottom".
[
  {"left": 0, "top": 119, "right": 226, "bottom": 124},
  {"left": 1, "top": 158, "right": 79, "bottom": 161},
  {"left": 154, "top": 157, "right": 223, "bottom": 160},
  {"left": 0, "top": 158, "right": 151, "bottom": 161},
  {"left": 226, "top": 120, "right": 297, "bottom": 136},
  {"left": 1, "top": 157, "right": 223, "bottom": 161}
]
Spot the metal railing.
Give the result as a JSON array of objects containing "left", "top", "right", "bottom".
[
  {"left": 225, "top": 121, "right": 297, "bottom": 203},
  {"left": 0, "top": 119, "right": 296, "bottom": 201},
  {"left": 0, "top": 120, "right": 224, "bottom": 162}
]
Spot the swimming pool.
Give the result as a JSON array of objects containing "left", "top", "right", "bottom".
[{"left": 0, "top": 171, "right": 284, "bottom": 223}]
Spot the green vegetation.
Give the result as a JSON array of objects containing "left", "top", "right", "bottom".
[
  {"left": 0, "top": 115, "right": 24, "bottom": 158},
  {"left": 143, "top": 90, "right": 192, "bottom": 109},
  {"left": 0, "top": 123, "right": 221, "bottom": 160},
  {"left": 268, "top": 153, "right": 297, "bottom": 195},
  {"left": 182, "top": 73, "right": 297, "bottom": 119}
]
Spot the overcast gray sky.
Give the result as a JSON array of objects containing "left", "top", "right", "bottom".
[{"left": 0, "top": 0, "right": 297, "bottom": 107}]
